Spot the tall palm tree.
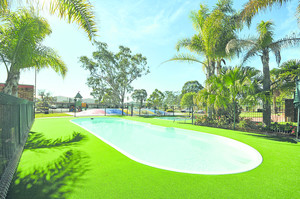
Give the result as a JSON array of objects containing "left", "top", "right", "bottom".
[
  {"left": 226, "top": 20, "right": 300, "bottom": 126},
  {"left": 168, "top": 0, "right": 240, "bottom": 79},
  {"left": 0, "top": 8, "right": 67, "bottom": 96},
  {"left": 0, "top": 0, "right": 97, "bottom": 40},
  {"left": 240, "top": 0, "right": 300, "bottom": 26}
]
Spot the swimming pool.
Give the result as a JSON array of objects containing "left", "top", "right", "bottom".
[{"left": 72, "top": 118, "right": 262, "bottom": 175}]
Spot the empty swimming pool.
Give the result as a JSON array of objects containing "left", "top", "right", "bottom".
[{"left": 72, "top": 118, "right": 262, "bottom": 175}]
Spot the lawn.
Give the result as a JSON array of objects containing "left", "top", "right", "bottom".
[
  {"left": 35, "top": 113, "right": 71, "bottom": 118},
  {"left": 7, "top": 116, "right": 300, "bottom": 199}
]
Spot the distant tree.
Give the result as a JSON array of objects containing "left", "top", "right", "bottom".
[
  {"left": 131, "top": 89, "right": 147, "bottom": 115},
  {"left": 80, "top": 41, "right": 149, "bottom": 115},
  {"left": 163, "top": 91, "right": 180, "bottom": 107},
  {"left": 37, "top": 90, "right": 56, "bottom": 113},
  {"left": 146, "top": 89, "right": 165, "bottom": 109},
  {"left": 180, "top": 92, "right": 196, "bottom": 108},
  {"left": 181, "top": 80, "right": 203, "bottom": 95}
]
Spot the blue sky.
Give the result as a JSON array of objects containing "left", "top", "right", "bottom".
[{"left": 0, "top": 0, "right": 299, "bottom": 100}]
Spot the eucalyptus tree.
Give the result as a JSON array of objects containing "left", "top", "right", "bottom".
[
  {"left": 163, "top": 91, "right": 180, "bottom": 107},
  {"left": 146, "top": 89, "right": 165, "bottom": 109},
  {"left": 131, "top": 89, "right": 147, "bottom": 115},
  {"left": 240, "top": 0, "right": 300, "bottom": 25},
  {"left": 180, "top": 92, "right": 196, "bottom": 109},
  {"left": 181, "top": 80, "right": 203, "bottom": 95},
  {"left": 0, "top": 8, "right": 66, "bottom": 96},
  {"left": 80, "top": 41, "right": 149, "bottom": 115},
  {"left": 0, "top": 0, "right": 97, "bottom": 40},
  {"left": 226, "top": 20, "right": 300, "bottom": 126}
]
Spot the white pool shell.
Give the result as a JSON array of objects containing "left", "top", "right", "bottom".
[{"left": 71, "top": 118, "right": 263, "bottom": 175}]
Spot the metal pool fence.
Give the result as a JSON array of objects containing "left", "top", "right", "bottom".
[{"left": 0, "top": 92, "right": 34, "bottom": 199}]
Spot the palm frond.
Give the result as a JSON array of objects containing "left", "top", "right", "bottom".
[
  {"left": 268, "top": 42, "right": 281, "bottom": 66},
  {"left": 47, "top": 0, "right": 97, "bottom": 41},
  {"left": 226, "top": 38, "right": 257, "bottom": 57},
  {"left": 190, "top": 4, "right": 209, "bottom": 32},
  {"left": 240, "top": 0, "right": 291, "bottom": 25},
  {"left": 242, "top": 45, "right": 260, "bottom": 65},
  {"left": 175, "top": 38, "right": 192, "bottom": 51},
  {"left": 0, "top": 0, "right": 8, "bottom": 13},
  {"left": 162, "top": 53, "right": 207, "bottom": 66},
  {"left": 271, "top": 33, "right": 300, "bottom": 48},
  {"left": 32, "top": 45, "right": 67, "bottom": 77}
]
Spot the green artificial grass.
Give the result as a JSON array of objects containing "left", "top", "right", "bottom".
[
  {"left": 35, "top": 113, "right": 71, "bottom": 118},
  {"left": 7, "top": 116, "right": 300, "bottom": 199}
]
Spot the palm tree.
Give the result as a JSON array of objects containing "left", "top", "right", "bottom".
[
  {"left": 271, "top": 59, "right": 300, "bottom": 109},
  {"left": 168, "top": 0, "right": 240, "bottom": 78},
  {"left": 165, "top": 0, "right": 241, "bottom": 117},
  {"left": 196, "top": 66, "right": 260, "bottom": 129},
  {"left": 240, "top": 0, "right": 300, "bottom": 26},
  {"left": 0, "top": 0, "right": 97, "bottom": 40},
  {"left": 0, "top": 8, "right": 66, "bottom": 96},
  {"left": 226, "top": 20, "right": 300, "bottom": 126}
]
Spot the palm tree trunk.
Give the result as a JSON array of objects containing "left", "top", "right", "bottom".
[
  {"left": 261, "top": 50, "right": 271, "bottom": 127},
  {"left": 206, "top": 60, "right": 215, "bottom": 117},
  {"left": 3, "top": 70, "right": 20, "bottom": 97},
  {"left": 216, "top": 60, "right": 221, "bottom": 76}
]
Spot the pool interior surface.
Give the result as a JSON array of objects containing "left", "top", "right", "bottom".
[{"left": 72, "top": 117, "right": 263, "bottom": 175}]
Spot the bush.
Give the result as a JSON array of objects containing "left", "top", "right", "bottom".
[
  {"left": 237, "top": 119, "right": 256, "bottom": 130},
  {"left": 166, "top": 109, "right": 173, "bottom": 112}
]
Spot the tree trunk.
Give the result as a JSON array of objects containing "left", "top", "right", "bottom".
[
  {"left": 3, "top": 70, "right": 20, "bottom": 97},
  {"left": 206, "top": 60, "right": 215, "bottom": 118},
  {"left": 216, "top": 60, "right": 221, "bottom": 76},
  {"left": 139, "top": 100, "right": 142, "bottom": 116},
  {"left": 121, "top": 98, "right": 124, "bottom": 116},
  {"left": 261, "top": 50, "right": 271, "bottom": 127}
]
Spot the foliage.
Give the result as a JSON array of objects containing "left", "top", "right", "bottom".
[
  {"left": 237, "top": 119, "right": 257, "bottom": 130},
  {"left": 132, "top": 89, "right": 147, "bottom": 108},
  {"left": 271, "top": 59, "right": 300, "bottom": 92},
  {"left": 163, "top": 91, "right": 180, "bottom": 107},
  {"left": 196, "top": 66, "right": 260, "bottom": 114},
  {"left": 226, "top": 20, "right": 300, "bottom": 126},
  {"left": 0, "top": 8, "right": 66, "bottom": 96},
  {"left": 80, "top": 41, "right": 149, "bottom": 112},
  {"left": 181, "top": 80, "right": 203, "bottom": 95},
  {"left": 166, "top": 0, "right": 241, "bottom": 79},
  {"left": 240, "top": 0, "right": 299, "bottom": 26},
  {"left": 180, "top": 92, "right": 196, "bottom": 108},
  {"left": 0, "top": 0, "right": 97, "bottom": 40},
  {"left": 36, "top": 90, "right": 56, "bottom": 112},
  {"left": 146, "top": 89, "right": 164, "bottom": 109},
  {"left": 266, "top": 122, "right": 297, "bottom": 134}
]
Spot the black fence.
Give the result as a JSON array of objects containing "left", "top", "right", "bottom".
[{"left": 0, "top": 92, "right": 34, "bottom": 199}]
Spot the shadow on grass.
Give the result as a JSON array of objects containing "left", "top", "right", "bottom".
[
  {"left": 244, "top": 133, "right": 298, "bottom": 144},
  {"left": 7, "top": 149, "right": 90, "bottom": 199},
  {"left": 25, "top": 132, "right": 87, "bottom": 150}
]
